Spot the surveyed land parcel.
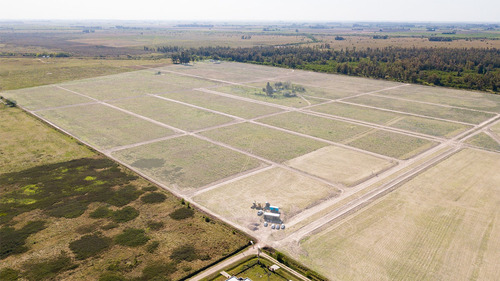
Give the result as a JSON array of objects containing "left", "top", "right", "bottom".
[{"left": 293, "top": 149, "right": 500, "bottom": 280}]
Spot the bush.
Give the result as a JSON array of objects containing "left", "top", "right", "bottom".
[
  {"left": 146, "top": 241, "right": 160, "bottom": 253},
  {"left": 147, "top": 221, "right": 164, "bottom": 231},
  {"left": 169, "top": 208, "right": 194, "bottom": 220},
  {"left": 0, "top": 268, "right": 19, "bottom": 281},
  {"left": 115, "top": 228, "right": 149, "bottom": 247},
  {"left": 46, "top": 200, "right": 88, "bottom": 218},
  {"left": 140, "top": 192, "right": 166, "bottom": 204},
  {"left": 23, "top": 253, "right": 76, "bottom": 281},
  {"left": 0, "top": 221, "right": 46, "bottom": 260},
  {"left": 99, "top": 273, "right": 127, "bottom": 281},
  {"left": 89, "top": 206, "right": 112, "bottom": 219},
  {"left": 111, "top": 206, "right": 139, "bottom": 223},
  {"left": 142, "top": 185, "right": 157, "bottom": 192},
  {"left": 106, "top": 185, "right": 143, "bottom": 207},
  {"left": 101, "top": 222, "right": 119, "bottom": 230},
  {"left": 140, "top": 262, "right": 176, "bottom": 280},
  {"left": 76, "top": 224, "right": 98, "bottom": 234},
  {"left": 170, "top": 245, "right": 198, "bottom": 262},
  {"left": 69, "top": 233, "right": 112, "bottom": 260}
]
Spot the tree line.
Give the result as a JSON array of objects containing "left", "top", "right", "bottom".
[{"left": 151, "top": 45, "right": 500, "bottom": 93}]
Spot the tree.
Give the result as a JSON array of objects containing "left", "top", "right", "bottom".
[{"left": 265, "top": 82, "right": 274, "bottom": 97}]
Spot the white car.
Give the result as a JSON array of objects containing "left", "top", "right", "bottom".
[
  {"left": 264, "top": 222, "right": 268, "bottom": 227},
  {"left": 271, "top": 224, "right": 275, "bottom": 229},
  {"left": 281, "top": 224, "right": 285, "bottom": 230},
  {"left": 257, "top": 210, "right": 263, "bottom": 216}
]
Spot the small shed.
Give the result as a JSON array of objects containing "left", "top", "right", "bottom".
[{"left": 264, "top": 212, "right": 281, "bottom": 223}]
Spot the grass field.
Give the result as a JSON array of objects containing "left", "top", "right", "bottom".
[
  {"left": 287, "top": 71, "right": 398, "bottom": 96},
  {"left": 465, "top": 132, "right": 500, "bottom": 152},
  {"left": 109, "top": 95, "right": 234, "bottom": 131},
  {"left": 309, "top": 102, "right": 403, "bottom": 125},
  {"left": 2, "top": 85, "right": 94, "bottom": 111},
  {"left": 346, "top": 130, "right": 437, "bottom": 159},
  {"left": 36, "top": 104, "right": 175, "bottom": 150},
  {"left": 285, "top": 146, "right": 396, "bottom": 187},
  {"left": 162, "top": 61, "right": 294, "bottom": 83},
  {"left": 389, "top": 116, "right": 471, "bottom": 138},
  {"left": 200, "top": 122, "right": 328, "bottom": 163},
  {"left": 0, "top": 106, "right": 93, "bottom": 174},
  {"left": 346, "top": 95, "right": 496, "bottom": 124},
  {"left": 112, "top": 136, "right": 263, "bottom": 191},
  {"left": 491, "top": 121, "right": 500, "bottom": 135},
  {"left": 158, "top": 90, "right": 284, "bottom": 119},
  {"left": 209, "top": 257, "right": 300, "bottom": 281},
  {"left": 0, "top": 107, "right": 250, "bottom": 281},
  {"left": 378, "top": 84, "right": 500, "bottom": 112},
  {"left": 0, "top": 57, "right": 171, "bottom": 91},
  {"left": 214, "top": 84, "right": 315, "bottom": 108},
  {"left": 194, "top": 167, "right": 340, "bottom": 227},
  {"left": 259, "top": 111, "right": 372, "bottom": 143},
  {"left": 292, "top": 149, "right": 500, "bottom": 280}
]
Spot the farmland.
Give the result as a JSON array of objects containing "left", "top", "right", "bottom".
[
  {"left": 2, "top": 60, "right": 500, "bottom": 281},
  {"left": 291, "top": 149, "right": 500, "bottom": 280}
]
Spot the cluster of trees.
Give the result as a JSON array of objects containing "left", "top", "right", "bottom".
[
  {"left": 170, "top": 51, "right": 193, "bottom": 64},
  {"left": 263, "top": 81, "right": 304, "bottom": 97},
  {"left": 154, "top": 45, "right": 500, "bottom": 92}
]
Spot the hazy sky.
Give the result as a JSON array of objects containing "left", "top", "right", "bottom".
[{"left": 1, "top": 0, "right": 499, "bottom": 22}]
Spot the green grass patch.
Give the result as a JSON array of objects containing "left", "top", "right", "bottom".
[
  {"left": 347, "top": 130, "right": 437, "bottom": 159},
  {"left": 69, "top": 233, "right": 113, "bottom": 260},
  {"left": 259, "top": 111, "right": 371, "bottom": 143},
  {"left": 200, "top": 122, "right": 327, "bottom": 162},
  {"left": 0, "top": 268, "right": 20, "bottom": 281},
  {"left": 170, "top": 245, "right": 198, "bottom": 263},
  {"left": 90, "top": 206, "right": 113, "bottom": 219},
  {"left": 140, "top": 262, "right": 177, "bottom": 280},
  {"left": 146, "top": 241, "right": 160, "bottom": 253},
  {"left": 0, "top": 220, "right": 46, "bottom": 259},
  {"left": 147, "top": 221, "right": 164, "bottom": 231},
  {"left": 141, "top": 192, "right": 166, "bottom": 204},
  {"left": 114, "top": 228, "right": 150, "bottom": 247},
  {"left": 112, "top": 135, "right": 262, "bottom": 190}
]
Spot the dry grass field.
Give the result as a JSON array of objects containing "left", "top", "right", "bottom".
[
  {"left": 194, "top": 167, "right": 340, "bottom": 228},
  {"left": 0, "top": 106, "right": 93, "bottom": 174},
  {"left": 108, "top": 96, "right": 234, "bottom": 131},
  {"left": 112, "top": 136, "right": 263, "bottom": 192},
  {"left": 346, "top": 95, "right": 496, "bottom": 124},
  {"left": 285, "top": 146, "right": 396, "bottom": 186},
  {"left": 465, "top": 133, "right": 500, "bottom": 152},
  {"left": 36, "top": 104, "right": 175, "bottom": 150},
  {"left": 292, "top": 149, "right": 500, "bottom": 280},
  {"left": 389, "top": 116, "right": 471, "bottom": 138},
  {"left": 310, "top": 102, "right": 402, "bottom": 125},
  {"left": 1, "top": 85, "right": 93, "bottom": 111},
  {"left": 346, "top": 130, "right": 437, "bottom": 159},
  {"left": 378, "top": 85, "right": 500, "bottom": 112},
  {"left": 200, "top": 122, "right": 328, "bottom": 163},
  {"left": 490, "top": 121, "right": 500, "bottom": 135},
  {"left": 158, "top": 90, "right": 283, "bottom": 119},
  {"left": 258, "top": 111, "right": 371, "bottom": 143}
]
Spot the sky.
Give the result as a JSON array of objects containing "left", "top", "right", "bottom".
[{"left": 1, "top": 0, "right": 499, "bottom": 22}]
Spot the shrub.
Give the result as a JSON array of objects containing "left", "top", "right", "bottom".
[
  {"left": 46, "top": 200, "right": 88, "bottom": 218},
  {"left": 140, "top": 192, "right": 166, "bottom": 204},
  {"left": 169, "top": 208, "right": 194, "bottom": 220},
  {"left": 170, "top": 245, "right": 198, "bottom": 262},
  {"left": 90, "top": 206, "right": 112, "bottom": 219},
  {"left": 142, "top": 185, "right": 157, "bottom": 192},
  {"left": 0, "top": 268, "right": 19, "bottom": 281},
  {"left": 147, "top": 221, "right": 164, "bottom": 231},
  {"left": 101, "top": 223, "right": 119, "bottom": 230},
  {"left": 76, "top": 224, "right": 98, "bottom": 234},
  {"left": 146, "top": 241, "right": 160, "bottom": 253},
  {"left": 23, "top": 253, "right": 76, "bottom": 281},
  {"left": 111, "top": 206, "right": 139, "bottom": 223},
  {"left": 115, "top": 228, "right": 149, "bottom": 247},
  {"left": 69, "top": 233, "right": 112, "bottom": 260},
  {"left": 140, "top": 262, "right": 176, "bottom": 280},
  {"left": 106, "top": 185, "right": 143, "bottom": 207},
  {"left": 99, "top": 273, "right": 127, "bottom": 281},
  {"left": 0, "top": 221, "right": 46, "bottom": 260}
]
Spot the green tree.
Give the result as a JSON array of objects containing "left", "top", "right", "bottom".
[{"left": 265, "top": 82, "right": 274, "bottom": 97}]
